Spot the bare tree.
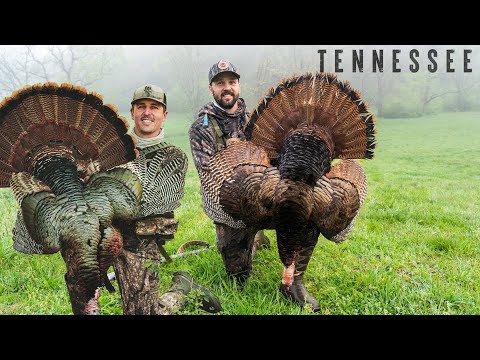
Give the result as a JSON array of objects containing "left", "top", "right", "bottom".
[
  {"left": 0, "top": 45, "right": 123, "bottom": 98},
  {"left": 252, "top": 56, "right": 276, "bottom": 103},
  {"left": 420, "top": 73, "right": 457, "bottom": 114},
  {"left": 360, "top": 47, "right": 396, "bottom": 117},
  {"left": 165, "top": 45, "right": 203, "bottom": 117},
  {"left": 247, "top": 46, "right": 296, "bottom": 107},
  {"left": 416, "top": 46, "right": 480, "bottom": 114},
  {"left": 0, "top": 46, "right": 35, "bottom": 95},
  {"left": 452, "top": 70, "right": 478, "bottom": 111}
]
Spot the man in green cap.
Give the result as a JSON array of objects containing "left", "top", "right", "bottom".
[{"left": 112, "top": 84, "right": 221, "bottom": 315}]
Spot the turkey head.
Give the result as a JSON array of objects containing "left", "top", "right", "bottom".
[{"left": 0, "top": 83, "right": 142, "bottom": 315}]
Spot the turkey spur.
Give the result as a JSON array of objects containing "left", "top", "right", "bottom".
[{"left": 194, "top": 72, "right": 376, "bottom": 312}]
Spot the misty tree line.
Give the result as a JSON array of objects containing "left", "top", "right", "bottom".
[{"left": 0, "top": 45, "right": 478, "bottom": 119}]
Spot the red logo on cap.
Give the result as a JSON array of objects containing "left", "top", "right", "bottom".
[{"left": 218, "top": 60, "right": 229, "bottom": 70}]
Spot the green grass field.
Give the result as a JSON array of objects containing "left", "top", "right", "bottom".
[{"left": 0, "top": 111, "right": 479, "bottom": 315}]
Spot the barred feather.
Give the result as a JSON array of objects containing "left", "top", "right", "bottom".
[
  {"left": 12, "top": 210, "right": 48, "bottom": 254},
  {"left": 117, "top": 143, "right": 187, "bottom": 218},
  {"left": 323, "top": 159, "right": 368, "bottom": 242},
  {"left": 200, "top": 141, "right": 278, "bottom": 228}
]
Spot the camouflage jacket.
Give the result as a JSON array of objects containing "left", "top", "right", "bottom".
[{"left": 189, "top": 98, "right": 249, "bottom": 175}]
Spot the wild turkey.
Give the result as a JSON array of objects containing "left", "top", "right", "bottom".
[
  {"left": 197, "top": 72, "right": 376, "bottom": 311},
  {"left": 0, "top": 82, "right": 186, "bottom": 315}
]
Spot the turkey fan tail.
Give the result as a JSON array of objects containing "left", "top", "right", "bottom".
[
  {"left": 244, "top": 72, "right": 376, "bottom": 162},
  {"left": 0, "top": 82, "right": 138, "bottom": 187},
  {"left": 117, "top": 143, "right": 188, "bottom": 218}
]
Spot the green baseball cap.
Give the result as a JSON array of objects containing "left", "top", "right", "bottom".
[{"left": 131, "top": 84, "right": 167, "bottom": 109}]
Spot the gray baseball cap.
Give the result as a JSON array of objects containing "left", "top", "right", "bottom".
[
  {"left": 208, "top": 60, "right": 240, "bottom": 84},
  {"left": 131, "top": 84, "right": 167, "bottom": 109}
]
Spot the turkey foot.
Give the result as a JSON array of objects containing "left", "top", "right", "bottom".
[{"left": 280, "top": 276, "right": 320, "bottom": 312}]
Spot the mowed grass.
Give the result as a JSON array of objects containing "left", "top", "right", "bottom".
[{"left": 0, "top": 111, "right": 479, "bottom": 315}]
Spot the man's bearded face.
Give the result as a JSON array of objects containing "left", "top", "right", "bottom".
[{"left": 213, "top": 88, "right": 239, "bottom": 109}]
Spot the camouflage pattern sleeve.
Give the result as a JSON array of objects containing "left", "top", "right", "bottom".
[{"left": 189, "top": 116, "right": 219, "bottom": 175}]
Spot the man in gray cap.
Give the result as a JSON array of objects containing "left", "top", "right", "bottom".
[
  {"left": 189, "top": 60, "right": 270, "bottom": 286},
  {"left": 112, "top": 84, "right": 221, "bottom": 315}
]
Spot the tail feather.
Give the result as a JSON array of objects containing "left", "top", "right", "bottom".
[
  {"left": 245, "top": 72, "right": 376, "bottom": 162},
  {"left": 0, "top": 82, "right": 138, "bottom": 187}
]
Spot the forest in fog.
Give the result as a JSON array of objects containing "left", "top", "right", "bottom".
[{"left": 0, "top": 45, "right": 478, "bottom": 119}]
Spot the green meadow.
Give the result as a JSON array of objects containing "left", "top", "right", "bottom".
[{"left": 0, "top": 111, "right": 479, "bottom": 315}]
